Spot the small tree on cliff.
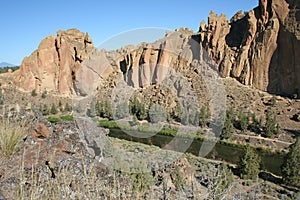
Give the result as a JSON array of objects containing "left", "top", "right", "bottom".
[{"left": 281, "top": 137, "right": 300, "bottom": 187}]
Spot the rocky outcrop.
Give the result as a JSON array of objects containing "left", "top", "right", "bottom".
[
  {"left": 197, "top": 0, "right": 300, "bottom": 96},
  {"left": 14, "top": 28, "right": 94, "bottom": 96},
  {"left": 13, "top": 0, "right": 300, "bottom": 98},
  {"left": 74, "top": 30, "right": 201, "bottom": 96}
]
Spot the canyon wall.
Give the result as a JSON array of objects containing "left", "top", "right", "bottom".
[
  {"left": 197, "top": 0, "right": 300, "bottom": 96},
  {"left": 14, "top": 0, "right": 300, "bottom": 97}
]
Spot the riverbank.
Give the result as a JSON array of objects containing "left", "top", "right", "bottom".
[
  {"left": 98, "top": 120, "right": 285, "bottom": 176},
  {"left": 98, "top": 120, "right": 285, "bottom": 155}
]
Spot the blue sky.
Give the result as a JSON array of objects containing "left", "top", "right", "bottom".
[{"left": 0, "top": 0, "right": 257, "bottom": 65}]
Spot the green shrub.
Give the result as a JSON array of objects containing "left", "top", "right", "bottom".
[
  {"left": 47, "top": 117, "right": 60, "bottom": 123},
  {"left": 41, "top": 89, "right": 47, "bottom": 99},
  {"left": 31, "top": 89, "right": 37, "bottom": 97},
  {"left": 98, "top": 120, "right": 119, "bottom": 128},
  {"left": 60, "top": 115, "right": 74, "bottom": 121}
]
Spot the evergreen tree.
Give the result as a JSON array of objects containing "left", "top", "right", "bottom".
[
  {"left": 58, "top": 100, "right": 62, "bottom": 108},
  {"left": 250, "top": 113, "right": 262, "bottom": 134},
  {"left": 264, "top": 109, "right": 279, "bottom": 137},
  {"left": 31, "top": 89, "right": 37, "bottom": 97},
  {"left": 239, "top": 111, "right": 249, "bottom": 133},
  {"left": 50, "top": 103, "right": 58, "bottom": 114},
  {"left": 221, "top": 108, "right": 234, "bottom": 140},
  {"left": 41, "top": 89, "right": 47, "bottom": 99},
  {"left": 238, "top": 145, "right": 261, "bottom": 180},
  {"left": 129, "top": 98, "right": 147, "bottom": 120},
  {"left": 104, "top": 101, "right": 113, "bottom": 120},
  {"left": 281, "top": 137, "right": 300, "bottom": 187},
  {"left": 42, "top": 104, "right": 49, "bottom": 115},
  {"left": 64, "top": 102, "right": 72, "bottom": 112},
  {"left": 96, "top": 100, "right": 103, "bottom": 117}
]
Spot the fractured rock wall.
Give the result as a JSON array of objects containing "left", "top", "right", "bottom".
[
  {"left": 15, "top": 28, "right": 94, "bottom": 96},
  {"left": 197, "top": 0, "right": 300, "bottom": 96}
]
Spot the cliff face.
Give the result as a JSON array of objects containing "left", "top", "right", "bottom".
[
  {"left": 15, "top": 28, "right": 94, "bottom": 95},
  {"left": 14, "top": 0, "right": 300, "bottom": 97},
  {"left": 197, "top": 0, "right": 300, "bottom": 96},
  {"left": 74, "top": 30, "right": 200, "bottom": 96}
]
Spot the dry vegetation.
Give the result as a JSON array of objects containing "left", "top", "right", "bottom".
[{"left": 0, "top": 117, "right": 26, "bottom": 158}]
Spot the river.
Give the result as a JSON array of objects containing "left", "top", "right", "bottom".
[{"left": 108, "top": 128, "right": 284, "bottom": 176}]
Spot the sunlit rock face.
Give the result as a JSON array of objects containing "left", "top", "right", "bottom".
[
  {"left": 15, "top": 28, "right": 94, "bottom": 96},
  {"left": 197, "top": 0, "right": 300, "bottom": 96}
]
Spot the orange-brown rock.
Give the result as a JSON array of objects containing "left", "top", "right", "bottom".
[
  {"left": 31, "top": 122, "right": 51, "bottom": 140},
  {"left": 197, "top": 0, "right": 300, "bottom": 96},
  {"left": 13, "top": 0, "right": 300, "bottom": 98},
  {"left": 14, "top": 28, "right": 94, "bottom": 96}
]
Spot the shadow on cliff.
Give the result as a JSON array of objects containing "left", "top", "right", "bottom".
[
  {"left": 268, "top": 23, "right": 300, "bottom": 98},
  {"left": 225, "top": 17, "right": 249, "bottom": 48}
]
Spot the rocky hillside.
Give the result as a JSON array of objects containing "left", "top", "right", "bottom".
[
  {"left": 12, "top": 0, "right": 300, "bottom": 98},
  {"left": 197, "top": 0, "right": 300, "bottom": 96}
]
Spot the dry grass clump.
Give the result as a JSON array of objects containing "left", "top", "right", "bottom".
[{"left": 0, "top": 117, "right": 26, "bottom": 157}]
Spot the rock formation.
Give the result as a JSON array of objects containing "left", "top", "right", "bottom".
[
  {"left": 14, "top": 28, "right": 94, "bottom": 96},
  {"left": 74, "top": 30, "right": 201, "bottom": 96},
  {"left": 13, "top": 0, "right": 300, "bottom": 97},
  {"left": 197, "top": 0, "right": 300, "bottom": 96}
]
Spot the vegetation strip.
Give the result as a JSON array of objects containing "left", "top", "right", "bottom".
[{"left": 98, "top": 120, "right": 285, "bottom": 156}]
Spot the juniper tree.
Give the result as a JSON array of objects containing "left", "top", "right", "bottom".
[
  {"left": 221, "top": 108, "right": 235, "bottom": 140},
  {"left": 64, "top": 102, "right": 72, "bottom": 112},
  {"left": 281, "top": 137, "right": 300, "bottom": 187},
  {"left": 129, "top": 98, "right": 147, "bottom": 120},
  {"left": 50, "top": 103, "right": 58, "bottom": 115},
  {"left": 264, "top": 109, "right": 279, "bottom": 137},
  {"left": 41, "top": 89, "right": 47, "bottom": 99},
  {"left": 42, "top": 104, "right": 49, "bottom": 115},
  {"left": 239, "top": 111, "right": 249, "bottom": 133},
  {"left": 31, "top": 89, "right": 37, "bottom": 97},
  {"left": 238, "top": 145, "right": 261, "bottom": 180}
]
